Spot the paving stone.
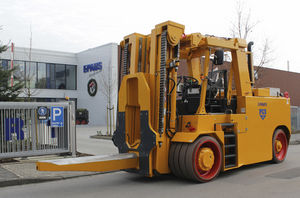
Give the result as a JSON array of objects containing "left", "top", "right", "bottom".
[{"left": 0, "top": 166, "right": 18, "bottom": 181}]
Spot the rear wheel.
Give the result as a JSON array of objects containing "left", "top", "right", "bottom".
[{"left": 272, "top": 129, "right": 288, "bottom": 163}]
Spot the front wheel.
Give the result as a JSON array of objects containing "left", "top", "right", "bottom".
[
  {"left": 272, "top": 129, "right": 288, "bottom": 163},
  {"left": 185, "top": 136, "right": 222, "bottom": 182},
  {"left": 169, "top": 136, "right": 223, "bottom": 182}
]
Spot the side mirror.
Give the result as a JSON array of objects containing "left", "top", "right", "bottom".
[{"left": 213, "top": 50, "right": 224, "bottom": 65}]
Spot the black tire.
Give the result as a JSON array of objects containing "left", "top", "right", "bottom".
[
  {"left": 179, "top": 143, "right": 190, "bottom": 179},
  {"left": 169, "top": 143, "right": 183, "bottom": 178},
  {"left": 173, "top": 143, "right": 184, "bottom": 178},
  {"left": 169, "top": 142, "right": 177, "bottom": 176}
]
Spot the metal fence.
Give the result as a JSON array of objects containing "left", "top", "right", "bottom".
[
  {"left": 291, "top": 106, "right": 300, "bottom": 132},
  {"left": 0, "top": 101, "right": 76, "bottom": 159}
]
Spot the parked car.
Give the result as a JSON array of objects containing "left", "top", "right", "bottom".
[{"left": 76, "top": 109, "right": 89, "bottom": 125}]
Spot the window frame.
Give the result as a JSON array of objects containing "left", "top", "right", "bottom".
[{"left": 0, "top": 59, "right": 77, "bottom": 90}]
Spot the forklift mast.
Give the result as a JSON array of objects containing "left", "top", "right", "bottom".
[{"left": 114, "top": 21, "right": 184, "bottom": 176}]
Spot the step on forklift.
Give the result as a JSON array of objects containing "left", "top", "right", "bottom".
[{"left": 37, "top": 21, "right": 291, "bottom": 182}]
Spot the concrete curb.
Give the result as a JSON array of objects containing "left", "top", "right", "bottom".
[
  {"left": 289, "top": 140, "right": 300, "bottom": 145},
  {"left": 0, "top": 172, "right": 107, "bottom": 188},
  {"left": 90, "top": 135, "right": 112, "bottom": 140},
  {"left": 0, "top": 177, "right": 59, "bottom": 188}
]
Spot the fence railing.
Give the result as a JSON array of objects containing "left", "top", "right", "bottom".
[
  {"left": 291, "top": 106, "right": 300, "bottom": 133},
  {"left": 0, "top": 101, "right": 76, "bottom": 159}
]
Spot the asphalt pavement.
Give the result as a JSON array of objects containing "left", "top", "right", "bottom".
[
  {"left": 1, "top": 125, "right": 300, "bottom": 196},
  {"left": 1, "top": 144, "right": 300, "bottom": 198}
]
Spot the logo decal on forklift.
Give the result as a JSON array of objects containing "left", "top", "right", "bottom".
[{"left": 259, "top": 109, "right": 266, "bottom": 120}]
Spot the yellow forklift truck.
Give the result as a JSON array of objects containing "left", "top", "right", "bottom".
[{"left": 37, "top": 21, "right": 291, "bottom": 182}]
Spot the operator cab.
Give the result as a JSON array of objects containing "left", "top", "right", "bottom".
[
  {"left": 176, "top": 76, "right": 201, "bottom": 114},
  {"left": 176, "top": 50, "right": 237, "bottom": 115}
]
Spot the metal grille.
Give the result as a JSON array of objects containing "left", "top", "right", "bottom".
[
  {"left": 0, "top": 101, "right": 76, "bottom": 159},
  {"left": 291, "top": 106, "right": 300, "bottom": 132}
]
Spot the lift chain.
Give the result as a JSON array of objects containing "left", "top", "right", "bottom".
[
  {"left": 158, "top": 30, "right": 167, "bottom": 134},
  {"left": 123, "top": 43, "right": 129, "bottom": 76}
]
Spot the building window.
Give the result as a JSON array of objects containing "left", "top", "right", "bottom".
[
  {"left": 25, "top": 61, "right": 37, "bottom": 88},
  {"left": 66, "top": 65, "right": 76, "bottom": 90},
  {"left": 1, "top": 59, "right": 77, "bottom": 90},
  {"left": 13, "top": 60, "right": 25, "bottom": 84},
  {"left": 46, "top": 63, "right": 56, "bottom": 89},
  {"left": 55, "top": 64, "right": 66, "bottom": 89},
  {"left": 37, "top": 62, "right": 46, "bottom": 88}
]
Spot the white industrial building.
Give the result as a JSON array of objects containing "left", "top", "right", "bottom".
[{"left": 0, "top": 43, "right": 118, "bottom": 126}]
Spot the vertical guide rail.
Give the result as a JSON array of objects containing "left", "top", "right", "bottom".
[
  {"left": 1, "top": 109, "right": 3, "bottom": 153},
  {"left": 31, "top": 108, "right": 37, "bottom": 151},
  {"left": 158, "top": 30, "right": 167, "bottom": 134},
  {"left": 123, "top": 43, "right": 129, "bottom": 76},
  {"left": 69, "top": 101, "right": 77, "bottom": 157}
]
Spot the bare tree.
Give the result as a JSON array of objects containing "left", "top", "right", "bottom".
[
  {"left": 254, "top": 38, "right": 273, "bottom": 81},
  {"left": 230, "top": 0, "right": 274, "bottom": 84},
  {"left": 22, "top": 24, "right": 39, "bottom": 101},
  {"left": 0, "top": 26, "right": 8, "bottom": 52},
  {"left": 230, "top": 1, "right": 258, "bottom": 40},
  {"left": 98, "top": 60, "right": 117, "bottom": 136}
]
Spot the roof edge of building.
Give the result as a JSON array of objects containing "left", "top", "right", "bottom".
[
  {"left": 11, "top": 46, "right": 76, "bottom": 57},
  {"left": 77, "top": 42, "right": 118, "bottom": 54},
  {"left": 254, "top": 65, "right": 300, "bottom": 75}
]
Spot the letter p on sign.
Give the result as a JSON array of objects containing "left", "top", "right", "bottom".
[{"left": 51, "top": 107, "right": 64, "bottom": 127}]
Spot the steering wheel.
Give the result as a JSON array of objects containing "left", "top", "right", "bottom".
[{"left": 177, "top": 76, "right": 199, "bottom": 86}]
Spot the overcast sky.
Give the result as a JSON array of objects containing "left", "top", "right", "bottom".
[{"left": 0, "top": 0, "right": 299, "bottom": 72}]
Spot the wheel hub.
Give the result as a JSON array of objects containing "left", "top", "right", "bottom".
[
  {"left": 198, "top": 147, "right": 214, "bottom": 171},
  {"left": 275, "top": 140, "right": 282, "bottom": 153}
]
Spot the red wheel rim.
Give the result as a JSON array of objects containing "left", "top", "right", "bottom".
[
  {"left": 193, "top": 139, "right": 222, "bottom": 180},
  {"left": 274, "top": 130, "right": 288, "bottom": 161}
]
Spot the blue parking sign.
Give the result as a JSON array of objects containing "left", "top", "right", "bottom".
[{"left": 51, "top": 107, "right": 64, "bottom": 127}]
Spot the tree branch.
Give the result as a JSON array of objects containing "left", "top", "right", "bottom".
[{"left": 230, "top": 0, "right": 274, "bottom": 84}]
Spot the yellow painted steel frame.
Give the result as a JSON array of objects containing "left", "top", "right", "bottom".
[
  {"left": 118, "top": 73, "right": 153, "bottom": 145},
  {"left": 149, "top": 21, "right": 184, "bottom": 175},
  {"left": 123, "top": 33, "right": 149, "bottom": 74},
  {"left": 172, "top": 96, "right": 291, "bottom": 171},
  {"left": 118, "top": 21, "right": 185, "bottom": 176},
  {"left": 37, "top": 154, "right": 138, "bottom": 172},
  {"left": 173, "top": 32, "right": 290, "bottom": 171}
]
